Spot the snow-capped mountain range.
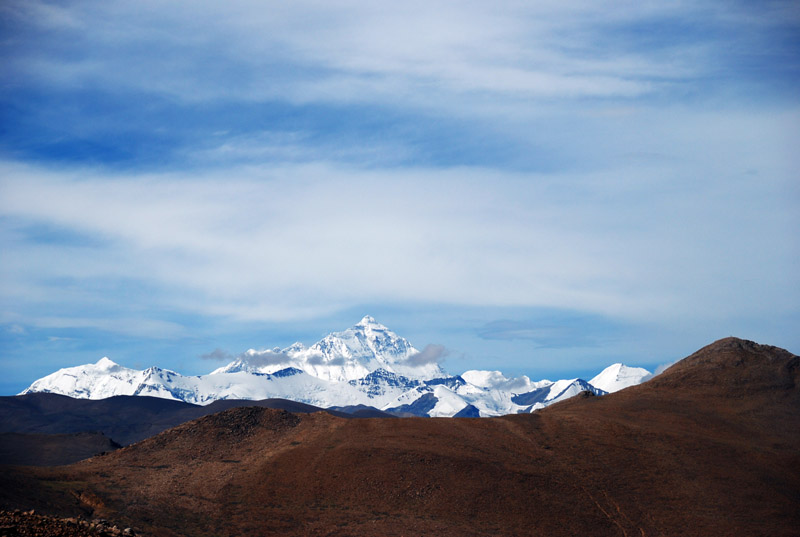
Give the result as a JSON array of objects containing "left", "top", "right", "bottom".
[{"left": 20, "top": 316, "right": 652, "bottom": 417}]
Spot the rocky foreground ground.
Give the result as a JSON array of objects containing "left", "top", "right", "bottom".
[{"left": 0, "top": 510, "right": 139, "bottom": 537}]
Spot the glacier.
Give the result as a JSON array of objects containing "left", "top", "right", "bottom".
[{"left": 20, "top": 315, "right": 650, "bottom": 417}]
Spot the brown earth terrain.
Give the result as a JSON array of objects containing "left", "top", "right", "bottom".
[{"left": 1, "top": 337, "right": 798, "bottom": 536}]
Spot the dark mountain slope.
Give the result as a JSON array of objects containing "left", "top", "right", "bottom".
[
  {"left": 0, "top": 394, "right": 371, "bottom": 466},
  {"left": 0, "top": 432, "right": 120, "bottom": 467},
  {"left": 0, "top": 393, "right": 201, "bottom": 446},
  {"left": 0, "top": 337, "right": 797, "bottom": 536},
  {"left": 0, "top": 393, "right": 359, "bottom": 448}
]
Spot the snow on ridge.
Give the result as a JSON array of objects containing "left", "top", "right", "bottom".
[
  {"left": 545, "top": 378, "right": 607, "bottom": 405},
  {"left": 461, "top": 370, "right": 552, "bottom": 393},
  {"left": 589, "top": 363, "right": 652, "bottom": 393}
]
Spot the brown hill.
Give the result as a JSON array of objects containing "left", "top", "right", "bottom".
[
  {"left": 1, "top": 337, "right": 798, "bottom": 536},
  {"left": 0, "top": 393, "right": 384, "bottom": 448},
  {"left": 0, "top": 394, "right": 393, "bottom": 467}
]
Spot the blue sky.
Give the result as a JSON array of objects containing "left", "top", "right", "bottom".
[{"left": 1, "top": 0, "right": 798, "bottom": 394}]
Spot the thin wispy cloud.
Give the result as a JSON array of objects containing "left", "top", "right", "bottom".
[
  {"left": 3, "top": 2, "right": 679, "bottom": 102},
  {"left": 200, "top": 349, "right": 234, "bottom": 362},
  {"left": 240, "top": 351, "right": 293, "bottom": 368},
  {"left": 478, "top": 320, "right": 608, "bottom": 349},
  {"left": 405, "top": 344, "right": 449, "bottom": 367},
  {"left": 307, "top": 355, "right": 346, "bottom": 367},
  {"left": 0, "top": 311, "right": 188, "bottom": 340}
]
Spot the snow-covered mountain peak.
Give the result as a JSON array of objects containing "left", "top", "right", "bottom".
[
  {"left": 355, "top": 315, "right": 382, "bottom": 328},
  {"left": 284, "top": 342, "right": 306, "bottom": 353},
  {"left": 95, "top": 357, "right": 120, "bottom": 370},
  {"left": 589, "top": 363, "right": 652, "bottom": 393},
  {"left": 298, "top": 316, "right": 437, "bottom": 381},
  {"left": 309, "top": 316, "right": 416, "bottom": 365},
  {"left": 211, "top": 317, "right": 443, "bottom": 382},
  {"left": 20, "top": 358, "right": 140, "bottom": 399}
]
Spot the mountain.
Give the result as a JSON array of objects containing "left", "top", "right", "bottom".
[
  {"left": 589, "top": 362, "right": 651, "bottom": 393},
  {"left": 511, "top": 378, "right": 608, "bottom": 410},
  {"left": 2, "top": 338, "right": 797, "bottom": 536},
  {"left": 216, "top": 316, "right": 444, "bottom": 381},
  {"left": 19, "top": 316, "right": 650, "bottom": 416},
  {"left": 23, "top": 359, "right": 354, "bottom": 406}
]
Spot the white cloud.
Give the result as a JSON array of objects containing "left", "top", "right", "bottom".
[
  {"left": 6, "top": 0, "right": 766, "bottom": 111},
  {"left": 0, "top": 312, "right": 187, "bottom": 340},
  {"left": 0, "top": 97, "right": 796, "bottom": 332},
  {"left": 0, "top": 0, "right": 797, "bottom": 349}
]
